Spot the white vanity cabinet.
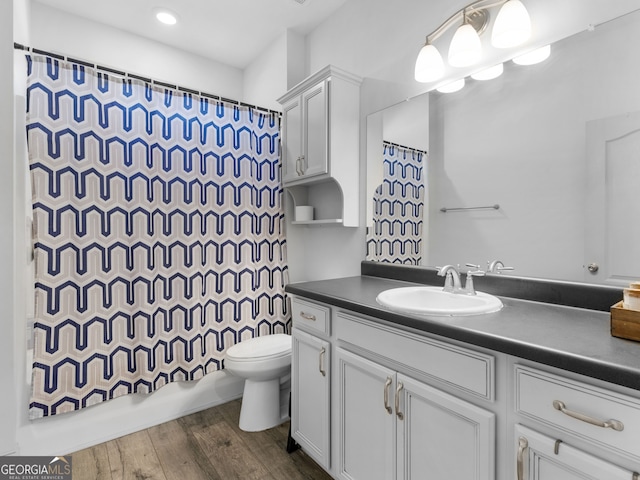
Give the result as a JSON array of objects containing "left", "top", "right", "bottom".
[
  {"left": 278, "top": 66, "right": 361, "bottom": 226},
  {"left": 335, "top": 312, "right": 496, "bottom": 480},
  {"left": 512, "top": 364, "right": 640, "bottom": 479},
  {"left": 290, "top": 297, "right": 332, "bottom": 470}
]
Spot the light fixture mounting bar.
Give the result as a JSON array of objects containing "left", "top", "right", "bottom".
[{"left": 426, "top": 0, "right": 508, "bottom": 43}]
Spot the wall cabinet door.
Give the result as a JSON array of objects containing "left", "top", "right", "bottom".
[
  {"left": 337, "top": 348, "right": 396, "bottom": 480},
  {"left": 282, "top": 80, "right": 328, "bottom": 185},
  {"left": 397, "top": 374, "right": 496, "bottom": 480},
  {"left": 291, "top": 328, "right": 331, "bottom": 470},
  {"left": 515, "top": 425, "right": 634, "bottom": 480},
  {"left": 281, "top": 96, "right": 302, "bottom": 184}
]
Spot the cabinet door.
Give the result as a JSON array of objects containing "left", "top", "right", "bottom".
[
  {"left": 515, "top": 425, "right": 634, "bottom": 480},
  {"left": 397, "top": 374, "right": 495, "bottom": 480},
  {"left": 291, "top": 328, "right": 330, "bottom": 469},
  {"left": 301, "top": 80, "right": 328, "bottom": 179},
  {"left": 337, "top": 348, "right": 396, "bottom": 480},
  {"left": 281, "top": 96, "right": 302, "bottom": 184}
]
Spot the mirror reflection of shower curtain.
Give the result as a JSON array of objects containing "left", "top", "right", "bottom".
[
  {"left": 366, "top": 142, "right": 425, "bottom": 264},
  {"left": 26, "top": 54, "right": 288, "bottom": 417}
]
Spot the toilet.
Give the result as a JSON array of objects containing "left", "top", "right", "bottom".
[{"left": 224, "top": 333, "right": 292, "bottom": 432}]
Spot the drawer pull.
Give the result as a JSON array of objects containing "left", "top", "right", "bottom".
[
  {"left": 517, "top": 436, "right": 528, "bottom": 480},
  {"left": 383, "top": 377, "right": 393, "bottom": 414},
  {"left": 299, "top": 311, "right": 316, "bottom": 321},
  {"left": 552, "top": 400, "right": 624, "bottom": 432},
  {"left": 395, "top": 382, "right": 404, "bottom": 420},
  {"left": 319, "top": 347, "right": 326, "bottom": 377}
]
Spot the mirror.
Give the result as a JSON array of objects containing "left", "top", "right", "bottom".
[{"left": 366, "top": 8, "right": 640, "bottom": 286}]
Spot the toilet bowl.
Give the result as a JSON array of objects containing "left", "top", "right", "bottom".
[{"left": 224, "top": 333, "right": 292, "bottom": 432}]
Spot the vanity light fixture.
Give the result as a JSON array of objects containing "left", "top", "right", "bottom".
[
  {"left": 414, "top": 42, "right": 445, "bottom": 83},
  {"left": 512, "top": 44, "right": 551, "bottom": 65},
  {"left": 437, "top": 78, "right": 466, "bottom": 93},
  {"left": 414, "top": 0, "right": 531, "bottom": 83},
  {"left": 491, "top": 0, "right": 532, "bottom": 48},
  {"left": 155, "top": 8, "right": 178, "bottom": 25},
  {"left": 448, "top": 9, "right": 483, "bottom": 67},
  {"left": 471, "top": 63, "right": 504, "bottom": 80}
]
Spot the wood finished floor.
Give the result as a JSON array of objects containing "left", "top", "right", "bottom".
[{"left": 70, "top": 399, "right": 333, "bottom": 480}]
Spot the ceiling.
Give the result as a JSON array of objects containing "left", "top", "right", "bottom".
[{"left": 34, "top": 0, "right": 349, "bottom": 69}]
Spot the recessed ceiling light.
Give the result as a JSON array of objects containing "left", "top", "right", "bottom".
[{"left": 155, "top": 9, "right": 178, "bottom": 25}]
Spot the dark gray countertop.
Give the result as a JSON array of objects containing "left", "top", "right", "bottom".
[{"left": 285, "top": 274, "right": 640, "bottom": 392}]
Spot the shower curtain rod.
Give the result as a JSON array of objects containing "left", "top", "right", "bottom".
[
  {"left": 383, "top": 140, "right": 428, "bottom": 156},
  {"left": 14, "top": 42, "right": 282, "bottom": 118}
]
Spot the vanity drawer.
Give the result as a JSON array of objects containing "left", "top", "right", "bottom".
[
  {"left": 291, "top": 297, "right": 330, "bottom": 336},
  {"left": 336, "top": 312, "right": 494, "bottom": 400},
  {"left": 515, "top": 365, "right": 640, "bottom": 460}
]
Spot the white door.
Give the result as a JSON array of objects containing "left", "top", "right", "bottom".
[
  {"left": 515, "top": 425, "right": 633, "bottom": 480},
  {"left": 291, "top": 328, "right": 330, "bottom": 469},
  {"left": 397, "top": 375, "right": 495, "bottom": 480},
  {"left": 585, "top": 111, "right": 640, "bottom": 285},
  {"left": 337, "top": 348, "right": 396, "bottom": 480}
]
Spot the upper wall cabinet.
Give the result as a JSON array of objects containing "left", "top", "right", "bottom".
[{"left": 278, "top": 66, "right": 362, "bottom": 226}]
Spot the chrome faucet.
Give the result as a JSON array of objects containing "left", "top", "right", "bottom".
[
  {"left": 487, "top": 260, "right": 514, "bottom": 274},
  {"left": 463, "top": 264, "right": 485, "bottom": 295},
  {"left": 437, "top": 264, "right": 485, "bottom": 295},
  {"left": 437, "top": 265, "right": 462, "bottom": 293}
]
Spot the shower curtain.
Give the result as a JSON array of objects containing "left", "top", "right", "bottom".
[
  {"left": 26, "top": 54, "right": 289, "bottom": 417},
  {"left": 366, "top": 142, "right": 425, "bottom": 264}
]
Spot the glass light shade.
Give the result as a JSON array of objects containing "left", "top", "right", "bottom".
[
  {"left": 448, "top": 23, "right": 482, "bottom": 67},
  {"left": 437, "top": 78, "right": 466, "bottom": 93},
  {"left": 471, "top": 63, "right": 504, "bottom": 81},
  {"left": 491, "top": 0, "right": 531, "bottom": 48},
  {"left": 513, "top": 45, "right": 550, "bottom": 65},
  {"left": 415, "top": 43, "right": 445, "bottom": 83},
  {"left": 156, "top": 10, "right": 178, "bottom": 25}
]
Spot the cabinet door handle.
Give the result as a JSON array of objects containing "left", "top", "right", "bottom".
[
  {"left": 517, "top": 436, "right": 528, "bottom": 480},
  {"left": 295, "top": 156, "right": 302, "bottom": 176},
  {"left": 552, "top": 400, "right": 624, "bottom": 431},
  {"left": 395, "top": 382, "right": 404, "bottom": 420},
  {"left": 319, "top": 347, "right": 326, "bottom": 377},
  {"left": 299, "top": 311, "right": 316, "bottom": 321},
  {"left": 300, "top": 154, "right": 306, "bottom": 174},
  {"left": 383, "top": 377, "right": 393, "bottom": 414}
]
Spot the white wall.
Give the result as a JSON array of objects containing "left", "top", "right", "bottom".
[{"left": 30, "top": 3, "right": 244, "bottom": 99}]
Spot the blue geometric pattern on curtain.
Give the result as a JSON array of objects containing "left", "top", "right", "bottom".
[
  {"left": 26, "top": 55, "right": 289, "bottom": 418},
  {"left": 366, "top": 142, "right": 425, "bottom": 264}
]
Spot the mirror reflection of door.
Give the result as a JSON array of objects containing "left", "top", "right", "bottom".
[{"left": 585, "top": 112, "right": 640, "bottom": 285}]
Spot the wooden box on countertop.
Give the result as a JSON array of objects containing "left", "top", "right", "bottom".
[{"left": 611, "top": 301, "right": 640, "bottom": 342}]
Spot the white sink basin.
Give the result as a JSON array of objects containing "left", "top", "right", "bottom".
[{"left": 376, "top": 286, "right": 503, "bottom": 316}]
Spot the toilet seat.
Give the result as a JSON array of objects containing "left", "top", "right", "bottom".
[{"left": 226, "top": 333, "right": 291, "bottom": 362}]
